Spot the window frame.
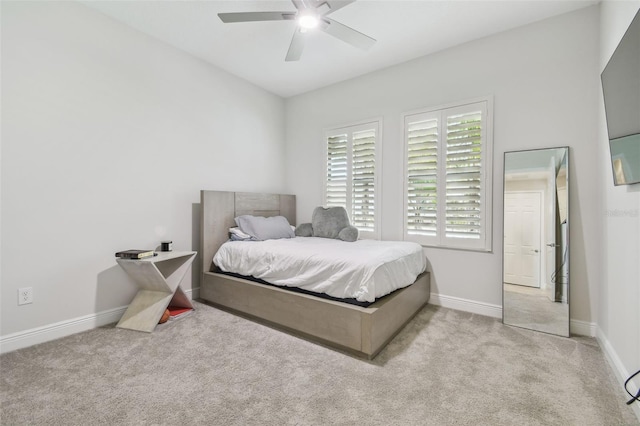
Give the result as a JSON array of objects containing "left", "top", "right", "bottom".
[
  {"left": 402, "top": 97, "right": 493, "bottom": 252},
  {"left": 323, "top": 118, "right": 382, "bottom": 240}
]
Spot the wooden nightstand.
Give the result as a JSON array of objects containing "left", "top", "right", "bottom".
[{"left": 116, "top": 251, "right": 197, "bottom": 332}]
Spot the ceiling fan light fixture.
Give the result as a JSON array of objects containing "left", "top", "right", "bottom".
[{"left": 298, "top": 13, "right": 319, "bottom": 30}]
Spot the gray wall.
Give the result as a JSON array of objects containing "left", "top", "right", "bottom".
[{"left": 1, "top": 1, "right": 286, "bottom": 337}]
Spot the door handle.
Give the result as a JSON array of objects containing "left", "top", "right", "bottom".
[
  {"left": 533, "top": 249, "right": 539, "bottom": 253},
  {"left": 546, "top": 243, "right": 557, "bottom": 247}
]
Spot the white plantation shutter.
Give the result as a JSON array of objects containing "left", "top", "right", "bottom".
[
  {"left": 445, "top": 109, "right": 483, "bottom": 240},
  {"left": 326, "top": 133, "right": 348, "bottom": 208},
  {"left": 351, "top": 129, "right": 376, "bottom": 231},
  {"left": 325, "top": 120, "right": 380, "bottom": 239},
  {"left": 406, "top": 114, "right": 439, "bottom": 238},
  {"left": 404, "top": 99, "right": 492, "bottom": 251}
]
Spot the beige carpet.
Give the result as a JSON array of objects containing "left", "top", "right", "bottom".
[{"left": 1, "top": 301, "right": 637, "bottom": 425}]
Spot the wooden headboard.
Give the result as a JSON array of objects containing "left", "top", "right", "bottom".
[{"left": 200, "top": 190, "right": 296, "bottom": 274}]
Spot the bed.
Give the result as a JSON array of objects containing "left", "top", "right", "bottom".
[{"left": 199, "top": 190, "right": 430, "bottom": 359}]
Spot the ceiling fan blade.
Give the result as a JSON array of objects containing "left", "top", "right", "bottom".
[
  {"left": 285, "top": 29, "right": 307, "bottom": 61},
  {"left": 292, "top": 0, "right": 323, "bottom": 11},
  {"left": 218, "top": 12, "right": 296, "bottom": 23},
  {"left": 323, "top": 1, "right": 356, "bottom": 16},
  {"left": 321, "top": 18, "right": 375, "bottom": 50}
]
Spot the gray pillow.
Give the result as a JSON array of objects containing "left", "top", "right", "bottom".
[
  {"left": 312, "top": 206, "right": 351, "bottom": 240},
  {"left": 338, "top": 225, "right": 359, "bottom": 242},
  {"left": 234, "top": 215, "right": 295, "bottom": 241},
  {"left": 295, "top": 223, "right": 313, "bottom": 237}
]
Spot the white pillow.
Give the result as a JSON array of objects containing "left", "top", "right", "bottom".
[
  {"left": 234, "top": 215, "right": 295, "bottom": 241},
  {"left": 229, "top": 227, "right": 254, "bottom": 241}
]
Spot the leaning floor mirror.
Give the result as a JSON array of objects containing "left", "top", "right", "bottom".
[{"left": 503, "top": 147, "right": 569, "bottom": 337}]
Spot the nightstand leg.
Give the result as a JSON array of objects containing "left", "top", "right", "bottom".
[
  {"left": 169, "top": 286, "right": 193, "bottom": 310},
  {"left": 117, "top": 290, "right": 174, "bottom": 333}
]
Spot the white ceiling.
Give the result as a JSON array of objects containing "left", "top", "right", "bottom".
[{"left": 82, "top": 0, "right": 598, "bottom": 98}]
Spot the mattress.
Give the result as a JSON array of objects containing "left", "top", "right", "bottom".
[{"left": 213, "top": 237, "right": 426, "bottom": 303}]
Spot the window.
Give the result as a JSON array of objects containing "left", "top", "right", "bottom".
[
  {"left": 403, "top": 98, "right": 493, "bottom": 251},
  {"left": 324, "top": 120, "right": 381, "bottom": 239}
]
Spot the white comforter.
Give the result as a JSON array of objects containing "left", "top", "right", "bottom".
[{"left": 213, "top": 237, "right": 426, "bottom": 302}]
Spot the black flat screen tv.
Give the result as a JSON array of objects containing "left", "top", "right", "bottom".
[{"left": 601, "top": 8, "right": 640, "bottom": 186}]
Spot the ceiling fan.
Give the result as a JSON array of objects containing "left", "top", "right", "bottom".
[{"left": 218, "top": 0, "right": 376, "bottom": 61}]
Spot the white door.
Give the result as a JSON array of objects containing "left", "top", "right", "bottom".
[{"left": 504, "top": 192, "right": 542, "bottom": 287}]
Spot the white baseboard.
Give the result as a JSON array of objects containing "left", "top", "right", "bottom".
[
  {"left": 429, "top": 293, "right": 595, "bottom": 337},
  {"left": 570, "top": 319, "right": 597, "bottom": 337},
  {"left": 596, "top": 326, "right": 640, "bottom": 422},
  {"left": 0, "top": 289, "right": 196, "bottom": 355},
  {"left": 429, "top": 292, "right": 502, "bottom": 318},
  {"left": 0, "top": 306, "right": 127, "bottom": 354}
]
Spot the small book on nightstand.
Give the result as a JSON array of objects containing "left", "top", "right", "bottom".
[{"left": 115, "top": 249, "right": 155, "bottom": 259}]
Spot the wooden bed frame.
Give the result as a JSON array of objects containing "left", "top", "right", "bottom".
[{"left": 199, "top": 190, "right": 430, "bottom": 359}]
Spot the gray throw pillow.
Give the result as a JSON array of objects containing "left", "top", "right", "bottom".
[
  {"left": 234, "top": 215, "right": 295, "bottom": 241},
  {"left": 295, "top": 223, "right": 313, "bottom": 237},
  {"left": 312, "top": 206, "right": 351, "bottom": 240},
  {"left": 338, "top": 225, "right": 359, "bottom": 242}
]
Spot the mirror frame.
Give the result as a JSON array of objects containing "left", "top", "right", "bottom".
[{"left": 502, "top": 146, "right": 570, "bottom": 337}]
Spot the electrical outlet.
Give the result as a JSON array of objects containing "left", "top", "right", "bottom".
[{"left": 18, "top": 287, "right": 33, "bottom": 305}]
